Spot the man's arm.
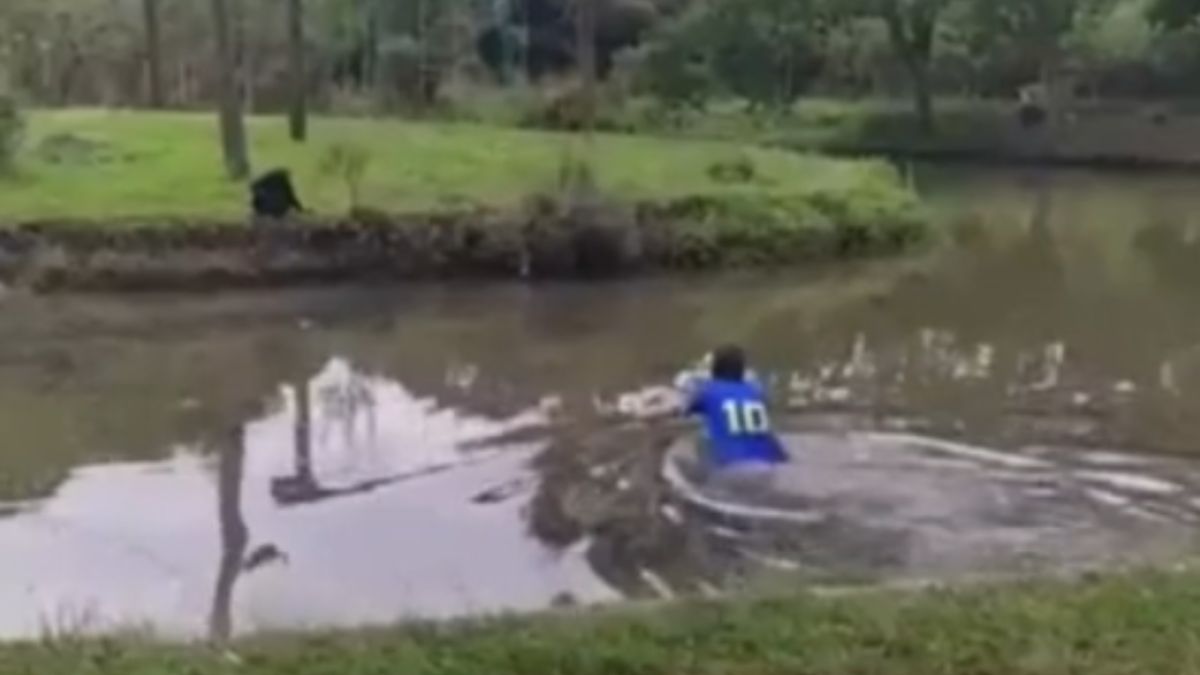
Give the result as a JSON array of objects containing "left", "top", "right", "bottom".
[{"left": 685, "top": 385, "right": 706, "bottom": 416}]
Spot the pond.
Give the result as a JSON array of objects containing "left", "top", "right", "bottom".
[{"left": 4, "top": 166, "right": 1200, "bottom": 639}]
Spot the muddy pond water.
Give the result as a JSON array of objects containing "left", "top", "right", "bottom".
[{"left": 5, "top": 166, "right": 1200, "bottom": 639}]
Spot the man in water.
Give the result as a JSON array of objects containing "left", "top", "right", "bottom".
[{"left": 685, "top": 345, "right": 788, "bottom": 494}]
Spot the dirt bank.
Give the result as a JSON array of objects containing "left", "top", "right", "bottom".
[
  {"left": 0, "top": 196, "right": 926, "bottom": 292},
  {"left": 804, "top": 101, "right": 1200, "bottom": 170}
]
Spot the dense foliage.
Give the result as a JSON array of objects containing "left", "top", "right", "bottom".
[
  {"left": 0, "top": 0, "right": 1197, "bottom": 129},
  {"left": 637, "top": 0, "right": 827, "bottom": 111}
]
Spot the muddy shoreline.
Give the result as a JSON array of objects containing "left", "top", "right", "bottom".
[
  {"left": 754, "top": 102, "right": 1200, "bottom": 172},
  {"left": 0, "top": 199, "right": 926, "bottom": 292},
  {"left": 823, "top": 145, "right": 1200, "bottom": 172}
]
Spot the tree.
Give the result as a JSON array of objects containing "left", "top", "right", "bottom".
[
  {"left": 1069, "top": 0, "right": 1155, "bottom": 89},
  {"left": 287, "top": 0, "right": 307, "bottom": 141},
  {"left": 639, "top": 17, "right": 717, "bottom": 111},
  {"left": 142, "top": 0, "right": 165, "bottom": 107},
  {"left": 478, "top": 0, "right": 660, "bottom": 81},
  {"left": 639, "top": 0, "right": 824, "bottom": 111},
  {"left": 873, "top": 0, "right": 950, "bottom": 132},
  {"left": 1148, "top": 0, "right": 1200, "bottom": 27},
  {"left": 0, "top": 0, "right": 142, "bottom": 105},
  {"left": 961, "top": 0, "right": 1081, "bottom": 85},
  {"left": 713, "top": 0, "right": 824, "bottom": 108},
  {"left": 210, "top": 0, "right": 251, "bottom": 180}
]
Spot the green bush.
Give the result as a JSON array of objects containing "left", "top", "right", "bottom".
[
  {"left": 644, "top": 180, "right": 926, "bottom": 267},
  {"left": 318, "top": 141, "right": 373, "bottom": 211}
]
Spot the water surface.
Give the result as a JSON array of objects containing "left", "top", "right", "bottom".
[{"left": 4, "top": 166, "right": 1200, "bottom": 638}]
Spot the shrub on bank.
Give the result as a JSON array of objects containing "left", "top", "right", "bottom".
[{"left": 639, "top": 188, "right": 924, "bottom": 268}]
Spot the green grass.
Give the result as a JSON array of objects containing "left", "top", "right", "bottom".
[
  {"left": 0, "top": 109, "right": 914, "bottom": 222},
  {"left": 425, "top": 88, "right": 1013, "bottom": 154},
  {"left": 669, "top": 98, "right": 1006, "bottom": 150},
  {"left": 7, "top": 568, "right": 1200, "bottom": 674}
]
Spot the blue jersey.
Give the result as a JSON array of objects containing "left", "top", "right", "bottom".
[{"left": 688, "top": 379, "right": 787, "bottom": 468}]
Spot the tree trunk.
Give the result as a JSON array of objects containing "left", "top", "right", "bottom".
[
  {"left": 232, "top": 0, "right": 252, "bottom": 111},
  {"left": 363, "top": 0, "right": 380, "bottom": 90},
  {"left": 143, "top": 0, "right": 165, "bottom": 108},
  {"left": 490, "top": 0, "right": 512, "bottom": 83},
  {"left": 880, "top": 1, "right": 939, "bottom": 134},
  {"left": 287, "top": 0, "right": 307, "bottom": 141},
  {"left": 210, "top": 0, "right": 251, "bottom": 180},
  {"left": 416, "top": 0, "right": 428, "bottom": 105},
  {"left": 574, "top": 0, "right": 597, "bottom": 134},
  {"left": 910, "top": 61, "right": 935, "bottom": 133},
  {"left": 294, "top": 380, "right": 312, "bottom": 483}
]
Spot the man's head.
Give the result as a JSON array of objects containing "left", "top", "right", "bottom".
[{"left": 710, "top": 344, "right": 747, "bottom": 382}]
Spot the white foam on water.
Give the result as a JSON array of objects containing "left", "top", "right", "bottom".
[
  {"left": 1085, "top": 489, "right": 1133, "bottom": 508},
  {"left": 660, "top": 504, "right": 683, "bottom": 524},
  {"left": 1076, "top": 471, "right": 1182, "bottom": 496},
  {"left": 660, "top": 452, "right": 827, "bottom": 526},
  {"left": 1077, "top": 451, "right": 1148, "bottom": 467},
  {"left": 1121, "top": 504, "right": 1174, "bottom": 523},
  {"left": 661, "top": 430, "right": 1200, "bottom": 587},
  {"left": 863, "top": 433, "right": 1051, "bottom": 470},
  {"left": 1162, "top": 507, "right": 1198, "bottom": 523},
  {"left": 1113, "top": 380, "right": 1137, "bottom": 395},
  {"left": 708, "top": 526, "right": 746, "bottom": 540},
  {"left": 741, "top": 551, "right": 803, "bottom": 571},
  {"left": 638, "top": 569, "right": 675, "bottom": 599},
  {"left": 1024, "top": 486, "right": 1063, "bottom": 499}
]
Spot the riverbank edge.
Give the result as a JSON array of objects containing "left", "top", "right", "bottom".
[
  {"left": 6, "top": 565, "right": 1200, "bottom": 674},
  {"left": 578, "top": 99, "right": 1200, "bottom": 172},
  {"left": 814, "top": 143, "right": 1200, "bottom": 172},
  {"left": 0, "top": 194, "right": 927, "bottom": 292}
]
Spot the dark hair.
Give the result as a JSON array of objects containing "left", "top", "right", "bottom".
[{"left": 711, "top": 345, "right": 747, "bottom": 382}]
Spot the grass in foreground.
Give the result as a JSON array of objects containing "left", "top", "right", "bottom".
[
  {"left": 0, "top": 109, "right": 912, "bottom": 221},
  {"left": 7, "top": 568, "right": 1200, "bottom": 674}
]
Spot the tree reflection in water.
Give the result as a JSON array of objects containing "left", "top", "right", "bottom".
[
  {"left": 210, "top": 425, "right": 288, "bottom": 642},
  {"left": 269, "top": 369, "right": 468, "bottom": 507},
  {"left": 208, "top": 427, "right": 247, "bottom": 642}
]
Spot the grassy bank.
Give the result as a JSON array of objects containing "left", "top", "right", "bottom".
[
  {"left": 6, "top": 568, "right": 1200, "bottom": 674},
  {"left": 0, "top": 110, "right": 929, "bottom": 289},
  {"left": 0, "top": 109, "right": 915, "bottom": 220}
]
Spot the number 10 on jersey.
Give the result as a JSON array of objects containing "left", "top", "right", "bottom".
[{"left": 722, "top": 400, "right": 770, "bottom": 435}]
